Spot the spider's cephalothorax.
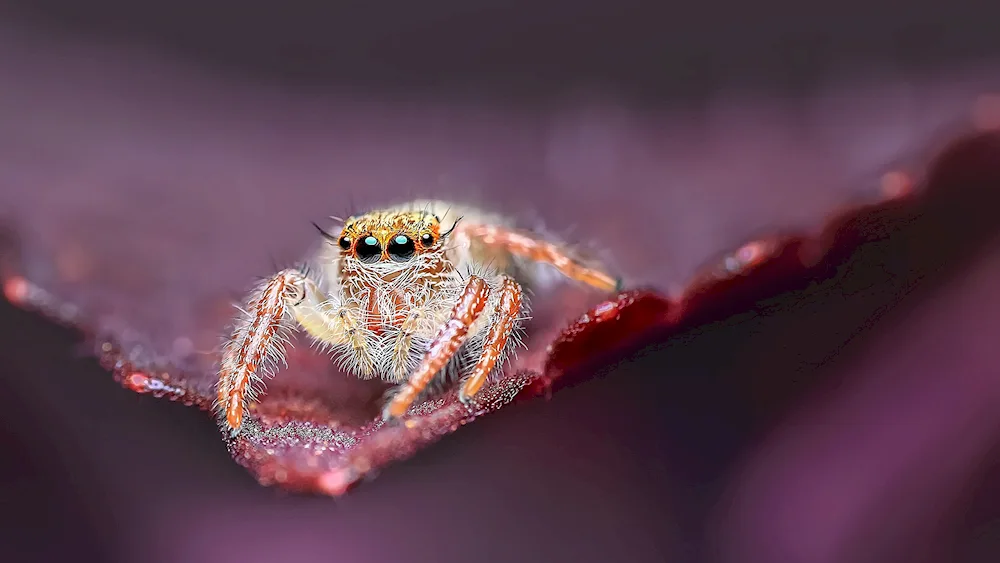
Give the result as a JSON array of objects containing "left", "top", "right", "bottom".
[{"left": 216, "top": 200, "right": 621, "bottom": 433}]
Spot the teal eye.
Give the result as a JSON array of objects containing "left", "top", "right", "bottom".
[
  {"left": 387, "top": 234, "right": 415, "bottom": 262},
  {"left": 356, "top": 235, "right": 381, "bottom": 262}
]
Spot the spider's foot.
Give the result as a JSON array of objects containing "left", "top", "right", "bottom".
[
  {"left": 457, "top": 380, "right": 481, "bottom": 408},
  {"left": 380, "top": 396, "right": 409, "bottom": 423},
  {"left": 218, "top": 417, "right": 243, "bottom": 439},
  {"left": 380, "top": 406, "right": 395, "bottom": 423},
  {"left": 457, "top": 367, "right": 495, "bottom": 412}
]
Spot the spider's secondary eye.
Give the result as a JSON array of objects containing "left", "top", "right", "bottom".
[
  {"left": 338, "top": 236, "right": 351, "bottom": 250},
  {"left": 387, "top": 234, "right": 416, "bottom": 262},
  {"left": 356, "top": 235, "right": 381, "bottom": 262},
  {"left": 420, "top": 233, "right": 435, "bottom": 246}
]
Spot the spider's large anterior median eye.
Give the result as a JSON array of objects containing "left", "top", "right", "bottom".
[
  {"left": 387, "top": 234, "right": 416, "bottom": 262},
  {"left": 356, "top": 235, "right": 382, "bottom": 262}
]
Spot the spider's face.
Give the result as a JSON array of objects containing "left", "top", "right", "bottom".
[{"left": 336, "top": 209, "right": 445, "bottom": 265}]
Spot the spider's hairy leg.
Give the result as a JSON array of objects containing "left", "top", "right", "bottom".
[
  {"left": 462, "top": 223, "right": 621, "bottom": 293},
  {"left": 218, "top": 269, "right": 305, "bottom": 432},
  {"left": 382, "top": 275, "right": 492, "bottom": 420},
  {"left": 217, "top": 268, "right": 350, "bottom": 433},
  {"left": 458, "top": 275, "right": 524, "bottom": 403}
]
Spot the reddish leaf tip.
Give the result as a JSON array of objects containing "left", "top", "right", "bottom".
[{"left": 2, "top": 275, "right": 28, "bottom": 305}]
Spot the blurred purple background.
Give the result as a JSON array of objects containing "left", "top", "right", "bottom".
[{"left": 2, "top": 2, "right": 1000, "bottom": 562}]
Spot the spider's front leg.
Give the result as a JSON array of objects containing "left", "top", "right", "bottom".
[
  {"left": 217, "top": 270, "right": 305, "bottom": 432},
  {"left": 217, "top": 269, "right": 365, "bottom": 433},
  {"left": 382, "top": 275, "right": 493, "bottom": 420},
  {"left": 458, "top": 275, "right": 523, "bottom": 403}
]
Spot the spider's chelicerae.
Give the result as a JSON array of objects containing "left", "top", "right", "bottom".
[{"left": 216, "top": 200, "right": 621, "bottom": 433}]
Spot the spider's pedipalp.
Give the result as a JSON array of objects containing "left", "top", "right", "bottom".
[{"left": 391, "top": 300, "right": 427, "bottom": 382}]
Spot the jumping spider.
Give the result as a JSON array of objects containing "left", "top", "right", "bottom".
[{"left": 216, "top": 200, "right": 621, "bottom": 433}]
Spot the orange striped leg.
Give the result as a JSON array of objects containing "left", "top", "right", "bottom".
[
  {"left": 382, "top": 275, "right": 492, "bottom": 420},
  {"left": 217, "top": 269, "right": 308, "bottom": 433},
  {"left": 462, "top": 224, "right": 621, "bottom": 292},
  {"left": 458, "top": 276, "right": 523, "bottom": 403}
]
